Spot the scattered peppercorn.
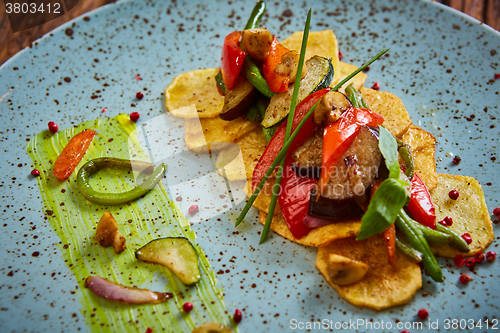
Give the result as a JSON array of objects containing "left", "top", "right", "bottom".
[
  {"left": 145, "top": 328, "right": 153, "bottom": 333},
  {"left": 461, "top": 233, "right": 472, "bottom": 245},
  {"left": 459, "top": 273, "right": 472, "bottom": 284},
  {"left": 486, "top": 251, "right": 497, "bottom": 262},
  {"left": 130, "top": 112, "right": 140, "bottom": 122},
  {"left": 182, "top": 302, "right": 193, "bottom": 313},
  {"left": 495, "top": 73, "right": 500, "bottom": 80},
  {"left": 439, "top": 216, "right": 453, "bottom": 227},
  {"left": 474, "top": 251, "right": 485, "bottom": 264},
  {"left": 454, "top": 254, "right": 465, "bottom": 267},
  {"left": 31, "top": 169, "right": 40, "bottom": 177},
  {"left": 188, "top": 205, "right": 199, "bottom": 216},
  {"left": 452, "top": 155, "right": 461, "bottom": 165},
  {"left": 135, "top": 74, "right": 142, "bottom": 81},
  {"left": 417, "top": 308, "right": 429, "bottom": 320},
  {"left": 363, "top": 65, "right": 370, "bottom": 72},
  {"left": 233, "top": 309, "right": 242, "bottom": 323},
  {"left": 465, "top": 257, "right": 475, "bottom": 268},
  {"left": 101, "top": 107, "right": 108, "bottom": 113},
  {"left": 371, "top": 82, "right": 380, "bottom": 90},
  {"left": 493, "top": 207, "right": 500, "bottom": 217},
  {"left": 448, "top": 190, "right": 459, "bottom": 200},
  {"left": 48, "top": 121, "right": 59, "bottom": 133},
  {"left": 338, "top": 50, "right": 343, "bottom": 61},
  {"left": 136, "top": 91, "right": 144, "bottom": 100}
]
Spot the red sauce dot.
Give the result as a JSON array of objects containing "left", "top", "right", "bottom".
[
  {"left": 145, "top": 328, "right": 153, "bottom": 333},
  {"left": 130, "top": 112, "right": 140, "bottom": 122},
  {"left": 371, "top": 82, "right": 380, "bottom": 90},
  {"left": 448, "top": 190, "right": 459, "bottom": 200},
  {"left": 182, "top": 302, "right": 193, "bottom": 313},
  {"left": 454, "top": 254, "right": 465, "bottom": 267},
  {"left": 31, "top": 169, "right": 40, "bottom": 177},
  {"left": 417, "top": 308, "right": 429, "bottom": 320},
  {"left": 338, "top": 50, "right": 343, "bottom": 61},
  {"left": 233, "top": 308, "right": 243, "bottom": 323},
  {"left": 461, "top": 233, "right": 472, "bottom": 245},
  {"left": 136, "top": 91, "right": 144, "bottom": 100},
  {"left": 459, "top": 273, "right": 472, "bottom": 284},
  {"left": 188, "top": 205, "right": 199, "bottom": 216},
  {"left": 486, "top": 251, "right": 497, "bottom": 262},
  {"left": 48, "top": 121, "right": 58, "bottom": 133}
]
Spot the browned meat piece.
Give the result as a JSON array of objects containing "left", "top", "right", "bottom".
[
  {"left": 292, "top": 126, "right": 381, "bottom": 200},
  {"left": 313, "top": 91, "right": 351, "bottom": 125},
  {"left": 274, "top": 50, "right": 307, "bottom": 82},
  {"left": 241, "top": 28, "right": 273, "bottom": 61},
  {"left": 96, "top": 212, "right": 126, "bottom": 254}
]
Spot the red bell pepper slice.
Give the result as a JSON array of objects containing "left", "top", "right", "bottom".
[
  {"left": 318, "top": 107, "right": 384, "bottom": 193},
  {"left": 262, "top": 36, "right": 290, "bottom": 93},
  {"left": 53, "top": 129, "right": 96, "bottom": 180},
  {"left": 382, "top": 224, "right": 396, "bottom": 265},
  {"left": 251, "top": 88, "right": 331, "bottom": 189},
  {"left": 278, "top": 160, "right": 316, "bottom": 238},
  {"left": 221, "top": 31, "right": 247, "bottom": 90},
  {"left": 407, "top": 173, "right": 436, "bottom": 229}
]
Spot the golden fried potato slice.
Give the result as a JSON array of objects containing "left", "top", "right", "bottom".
[
  {"left": 184, "top": 116, "right": 258, "bottom": 152},
  {"left": 215, "top": 129, "right": 268, "bottom": 181},
  {"left": 430, "top": 174, "right": 494, "bottom": 257},
  {"left": 165, "top": 68, "right": 224, "bottom": 118},
  {"left": 400, "top": 126, "right": 438, "bottom": 190},
  {"left": 246, "top": 180, "right": 281, "bottom": 215},
  {"left": 361, "top": 87, "right": 412, "bottom": 137},
  {"left": 316, "top": 236, "right": 422, "bottom": 310},
  {"left": 331, "top": 62, "right": 367, "bottom": 93},
  {"left": 259, "top": 211, "right": 360, "bottom": 247}
]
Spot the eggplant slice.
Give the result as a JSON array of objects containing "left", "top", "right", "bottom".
[{"left": 220, "top": 80, "right": 256, "bottom": 120}]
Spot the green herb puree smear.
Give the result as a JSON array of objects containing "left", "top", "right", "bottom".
[{"left": 26, "top": 114, "right": 230, "bottom": 332}]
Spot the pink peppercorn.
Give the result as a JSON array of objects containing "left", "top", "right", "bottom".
[
  {"left": 136, "top": 91, "right": 144, "bottom": 100},
  {"left": 363, "top": 65, "right": 370, "bottom": 72},
  {"left": 448, "top": 190, "right": 459, "bottom": 200},
  {"left": 130, "top": 112, "right": 140, "bottom": 122},
  {"left": 459, "top": 273, "right": 472, "bottom": 284},
  {"left": 493, "top": 207, "right": 500, "bottom": 217},
  {"left": 188, "top": 205, "right": 199, "bottom": 216},
  {"left": 474, "top": 251, "right": 485, "bottom": 264},
  {"left": 31, "top": 169, "right": 40, "bottom": 177},
  {"left": 371, "top": 82, "right": 380, "bottom": 90},
  {"left": 454, "top": 254, "right": 465, "bottom": 267},
  {"left": 461, "top": 233, "right": 472, "bottom": 245},
  {"left": 145, "top": 328, "right": 153, "bottom": 333},
  {"left": 465, "top": 257, "right": 476, "bottom": 268},
  {"left": 48, "top": 121, "right": 58, "bottom": 133},
  {"left": 486, "top": 251, "right": 497, "bottom": 262},
  {"left": 452, "top": 155, "right": 461, "bottom": 165},
  {"left": 417, "top": 308, "right": 429, "bottom": 320},
  {"left": 338, "top": 50, "right": 343, "bottom": 61},
  {"left": 182, "top": 302, "right": 193, "bottom": 313},
  {"left": 494, "top": 73, "right": 500, "bottom": 80},
  {"left": 439, "top": 216, "right": 453, "bottom": 227},
  {"left": 233, "top": 309, "right": 242, "bottom": 323}
]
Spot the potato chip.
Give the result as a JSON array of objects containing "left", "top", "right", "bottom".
[
  {"left": 215, "top": 129, "right": 268, "bottom": 181},
  {"left": 281, "top": 30, "right": 339, "bottom": 77},
  {"left": 259, "top": 211, "right": 360, "bottom": 247},
  {"left": 165, "top": 68, "right": 224, "bottom": 118},
  {"left": 400, "top": 126, "right": 438, "bottom": 190},
  {"left": 430, "top": 174, "right": 493, "bottom": 257},
  {"left": 332, "top": 62, "right": 367, "bottom": 92},
  {"left": 184, "top": 116, "right": 258, "bottom": 152},
  {"left": 361, "top": 88, "right": 412, "bottom": 137},
  {"left": 246, "top": 180, "right": 281, "bottom": 215},
  {"left": 316, "top": 236, "right": 422, "bottom": 310}
]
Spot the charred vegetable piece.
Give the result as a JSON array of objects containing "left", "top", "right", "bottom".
[
  {"left": 76, "top": 158, "right": 165, "bottom": 205},
  {"left": 135, "top": 237, "right": 201, "bottom": 285},
  {"left": 308, "top": 190, "right": 364, "bottom": 221},
  {"left": 313, "top": 91, "right": 352, "bottom": 125},
  {"left": 85, "top": 276, "right": 172, "bottom": 304},
  {"left": 220, "top": 79, "right": 256, "bottom": 120},
  {"left": 96, "top": 212, "right": 126, "bottom": 254},
  {"left": 53, "top": 129, "right": 96, "bottom": 180},
  {"left": 262, "top": 56, "right": 333, "bottom": 127}
]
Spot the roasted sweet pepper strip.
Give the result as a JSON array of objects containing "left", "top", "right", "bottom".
[
  {"left": 407, "top": 173, "right": 436, "bottom": 229},
  {"left": 262, "top": 36, "right": 291, "bottom": 93},
  {"left": 318, "top": 107, "right": 384, "bottom": 194},
  {"left": 76, "top": 157, "right": 166, "bottom": 205},
  {"left": 221, "top": 31, "right": 247, "bottom": 90},
  {"left": 251, "top": 88, "right": 331, "bottom": 189},
  {"left": 53, "top": 129, "right": 96, "bottom": 180}
]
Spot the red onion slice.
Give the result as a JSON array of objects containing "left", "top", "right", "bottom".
[
  {"left": 85, "top": 276, "right": 172, "bottom": 304},
  {"left": 303, "top": 214, "right": 335, "bottom": 229}
]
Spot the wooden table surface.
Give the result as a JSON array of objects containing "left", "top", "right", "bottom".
[{"left": 1, "top": 0, "right": 499, "bottom": 65}]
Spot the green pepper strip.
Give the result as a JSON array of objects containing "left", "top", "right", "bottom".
[
  {"left": 244, "top": 0, "right": 266, "bottom": 29},
  {"left": 435, "top": 223, "right": 470, "bottom": 252},
  {"left": 345, "top": 85, "right": 369, "bottom": 109},
  {"left": 396, "top": 210, "right": 443, "bottom": 281},
  {"left": 395, "top": 237, "right": 423, "bottom": 263},
  {"left": 245, "top": 58, "right": 274, "bottom": 98},
  {"left": 76, "top": 157, "right": 166, "bottom": 205},
  {"left": 396, "top": 139, "right": 415, "bottom": 179}
]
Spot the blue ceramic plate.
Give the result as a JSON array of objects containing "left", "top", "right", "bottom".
[{"left": 0, "top": 0, "right": 498, "bottom": 332}]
